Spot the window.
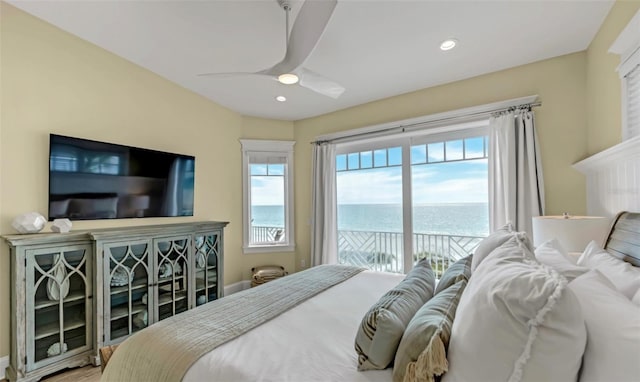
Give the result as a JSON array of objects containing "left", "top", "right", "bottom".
[
  {"left": 611, "top": 10, "right": 640, "bottom": 140},
  {"left": 336, "top": 124, "right": 489, "bottom": 274},
  {"left": 623, "top": 61, "right": 640, "bottom": 140},
  {"left": 240, "top": 140, "right": 295, "bottom": 253}
]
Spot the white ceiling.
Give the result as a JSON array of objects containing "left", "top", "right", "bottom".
[{"left": 9, "top": 0, "right": 614, "bottom": 121}]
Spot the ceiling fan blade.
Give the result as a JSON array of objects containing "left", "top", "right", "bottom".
[
  {"left": 197, "top": 71, "right": 273, "bottom": 79},
  {"left": 197, "top": 1, "right": 343, "bottom": 99},
  {"left": 298, "top": 67, "right": 345, "bottom": 99},
  {"left": 263, "top": 0, "right": 337, "bottom": 76}
]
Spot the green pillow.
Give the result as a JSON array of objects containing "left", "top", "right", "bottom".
[
  {"left": 393, "top": 279, "right": 468, "bottom": 382},
  {"left": 434, "top": 255, "right": 472, "bottom": 295},
  {"left": 355, "top": 258, "right": 436, "bottom": 370}
]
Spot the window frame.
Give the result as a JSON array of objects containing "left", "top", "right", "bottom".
[
  {"left": 620, "top": 53, "right": 639, "bottom": 140},
  {"left": 610, "top": 10, "right": 640, "bottom": 140},
  {"left": 335, "top": 121, "right": 488, "bottom": 273},
  {"left": 240, "top": 139, "right": 295, "bottom": 254}
]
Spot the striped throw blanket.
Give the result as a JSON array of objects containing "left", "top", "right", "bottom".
[{"left": 102, "top": 264, "right": 365, "bottom": 382}]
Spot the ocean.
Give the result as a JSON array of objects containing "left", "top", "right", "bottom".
[{"left": 252, "top": 203, "right": 489, "bottom": 237}]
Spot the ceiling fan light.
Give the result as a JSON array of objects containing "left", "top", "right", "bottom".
[
  {"left": 440, "top": 38, "right": 458, "bottom": 51},
  {"left": 275, "top": 95, "right": 287, "bottom": 102},
  {"left": 278, "top": 73, "right": 299, "bottom": 85}
]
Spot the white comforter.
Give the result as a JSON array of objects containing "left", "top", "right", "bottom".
[{"left": 184, "top": 270, "right": 405, "bottom": 382}]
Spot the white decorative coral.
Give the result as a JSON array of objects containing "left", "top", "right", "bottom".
[{"left": 11, "top": 212, "right": 46, "bottom": 234}]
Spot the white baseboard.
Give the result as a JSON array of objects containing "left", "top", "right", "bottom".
[
  {"left": 0, "top": 355, "right": 9, "bottom": 380},
  {"left": 224, "top": 280, "right": 251, "bottom": 296}
]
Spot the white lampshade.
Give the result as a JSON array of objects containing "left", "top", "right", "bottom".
[{"left": 532, "top": 215, "right": 611, "bottom": 252}]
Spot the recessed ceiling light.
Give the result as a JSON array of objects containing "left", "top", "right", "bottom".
[
  {"left": 275, "top": 95, "right": 287, "bottom": 102},
  {"left": 440, "top": 39, "right": 458, "bottom": 51},
  {"left": 278, "top": 73, "right": 299, "bottom": 85}
]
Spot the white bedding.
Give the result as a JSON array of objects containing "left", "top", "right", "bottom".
[{"left": 184, "top": 270, "right": 406, "bottom": 382}]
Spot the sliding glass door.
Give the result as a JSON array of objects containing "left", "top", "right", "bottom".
[
  {"left": 410, "top": 130, "right": 489, "bottom": 277},
  {"left": 336, "top": 123, "right": 489, "bottom": 274},
  {"left": 336, "top": 144, "right": 404, "bottom": 272}
]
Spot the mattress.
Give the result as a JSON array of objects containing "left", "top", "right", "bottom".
[{"left": 184, "top": 270, "right": 406, "bottom": 382}]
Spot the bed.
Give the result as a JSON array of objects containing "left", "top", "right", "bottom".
[{"left": 102, "top": 211, "right": 640, "bottom": 382}]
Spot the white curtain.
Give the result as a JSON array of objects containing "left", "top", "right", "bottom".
[
  {"left": 310, "top": 143, "right": 338, "bottom": 266},
  {"left": 488, "top": 109, "right": 545, "bottom": 237}
]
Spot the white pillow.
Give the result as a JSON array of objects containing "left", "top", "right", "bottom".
[
  {"left": 577, "top": 240, "right": 640, "bottom": 299},
  {"left": 442, "top": 235, "right": 586, "bottom": 382},
  {"left": 471, "top": 223, "right": 522, "bottom": 272},
  {"left": 568, "top": 270, "right": 640, "bottom": 382},
  {"left": 534, "top": 238, "right": 589, "bottom": 281}
]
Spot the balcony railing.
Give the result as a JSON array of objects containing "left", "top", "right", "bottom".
[
  {"left": 251, "top": 225, "right": 285, "bottom": 243},
  {"left": 338, "top": 229, "right": 485, "bottom": 275},
  {"left": 250, "top": 226, "right": 484, "bottom": 276}
]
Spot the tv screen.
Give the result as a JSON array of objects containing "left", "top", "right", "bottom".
[{"left": 49, "top": 134, "right": 195, "bottom": 220}]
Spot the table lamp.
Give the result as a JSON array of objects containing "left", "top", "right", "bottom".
[{"left": 531, "top": 213, "right": 610, "bottom": 252}]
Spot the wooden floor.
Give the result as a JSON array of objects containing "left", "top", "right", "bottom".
[
  {"left": 41, "top": 366, "right": 101, "bottom": 382},
  {"left": 0, "top": 365, "right": 101, "bottom": 382}
]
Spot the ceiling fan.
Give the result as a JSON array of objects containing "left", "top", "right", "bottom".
[{"left": 198, "top": 0, "right": 345, "bottom": 99}]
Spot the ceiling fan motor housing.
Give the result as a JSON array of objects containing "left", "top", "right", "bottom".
[{"left": 277, "top": 0, "right": 291, "bottom": 11}]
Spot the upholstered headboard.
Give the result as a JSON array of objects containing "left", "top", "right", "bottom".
[{"left": 604, "top": 211, "right": 640, "bottom": 267}]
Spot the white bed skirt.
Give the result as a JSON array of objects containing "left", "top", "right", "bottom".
[{"left": 184, "top": 270, "right": 405, "bottom": 382}]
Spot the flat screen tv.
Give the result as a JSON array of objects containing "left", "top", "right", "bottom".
[{"left": 49, "top": 134, "right": 195, "bottom": 220}]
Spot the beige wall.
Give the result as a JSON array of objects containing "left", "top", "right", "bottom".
[
  {"left": 0, "top": 3, "right": 294, "bottom": 358},
  {"left": 241, "top": 116, "right": 294, "bottom": 141},
  {"left": 586, "top": 0, "right": 640, "bottom": 155}
]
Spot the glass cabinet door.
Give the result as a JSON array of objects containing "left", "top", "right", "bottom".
[
  {"left": 103, "top": 240, "right": 151, "bottom": 343},
  {"left": 26, "top": 244, "right": 92, "bottom": 371},
  {"left": 154, "top": 236, "right": 191, "bottom": 321},
  {"left": 194, "top": 232, "right": 221, "bottom": 306}
]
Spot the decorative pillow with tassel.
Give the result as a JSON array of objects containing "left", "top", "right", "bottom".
[{"left": 393, "top": 279, "right": 468, "bottom": 382}]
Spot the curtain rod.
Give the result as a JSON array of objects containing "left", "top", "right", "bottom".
[{"left": 311, "top": 101, "right": 542, "bottom": 145}]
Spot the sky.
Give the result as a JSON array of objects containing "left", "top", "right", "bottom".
[
  {"left": 250, "top": 138, "right": 488, "bottom": 206},
  {"left": 337, "top": 137, "right": 488, "bottom": 205},
  {"left": 250, "top": 164, "right": 285, "bottom": 206},
  {"left": 336, "top": 159, "right": 488, "bottom": 205}
]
